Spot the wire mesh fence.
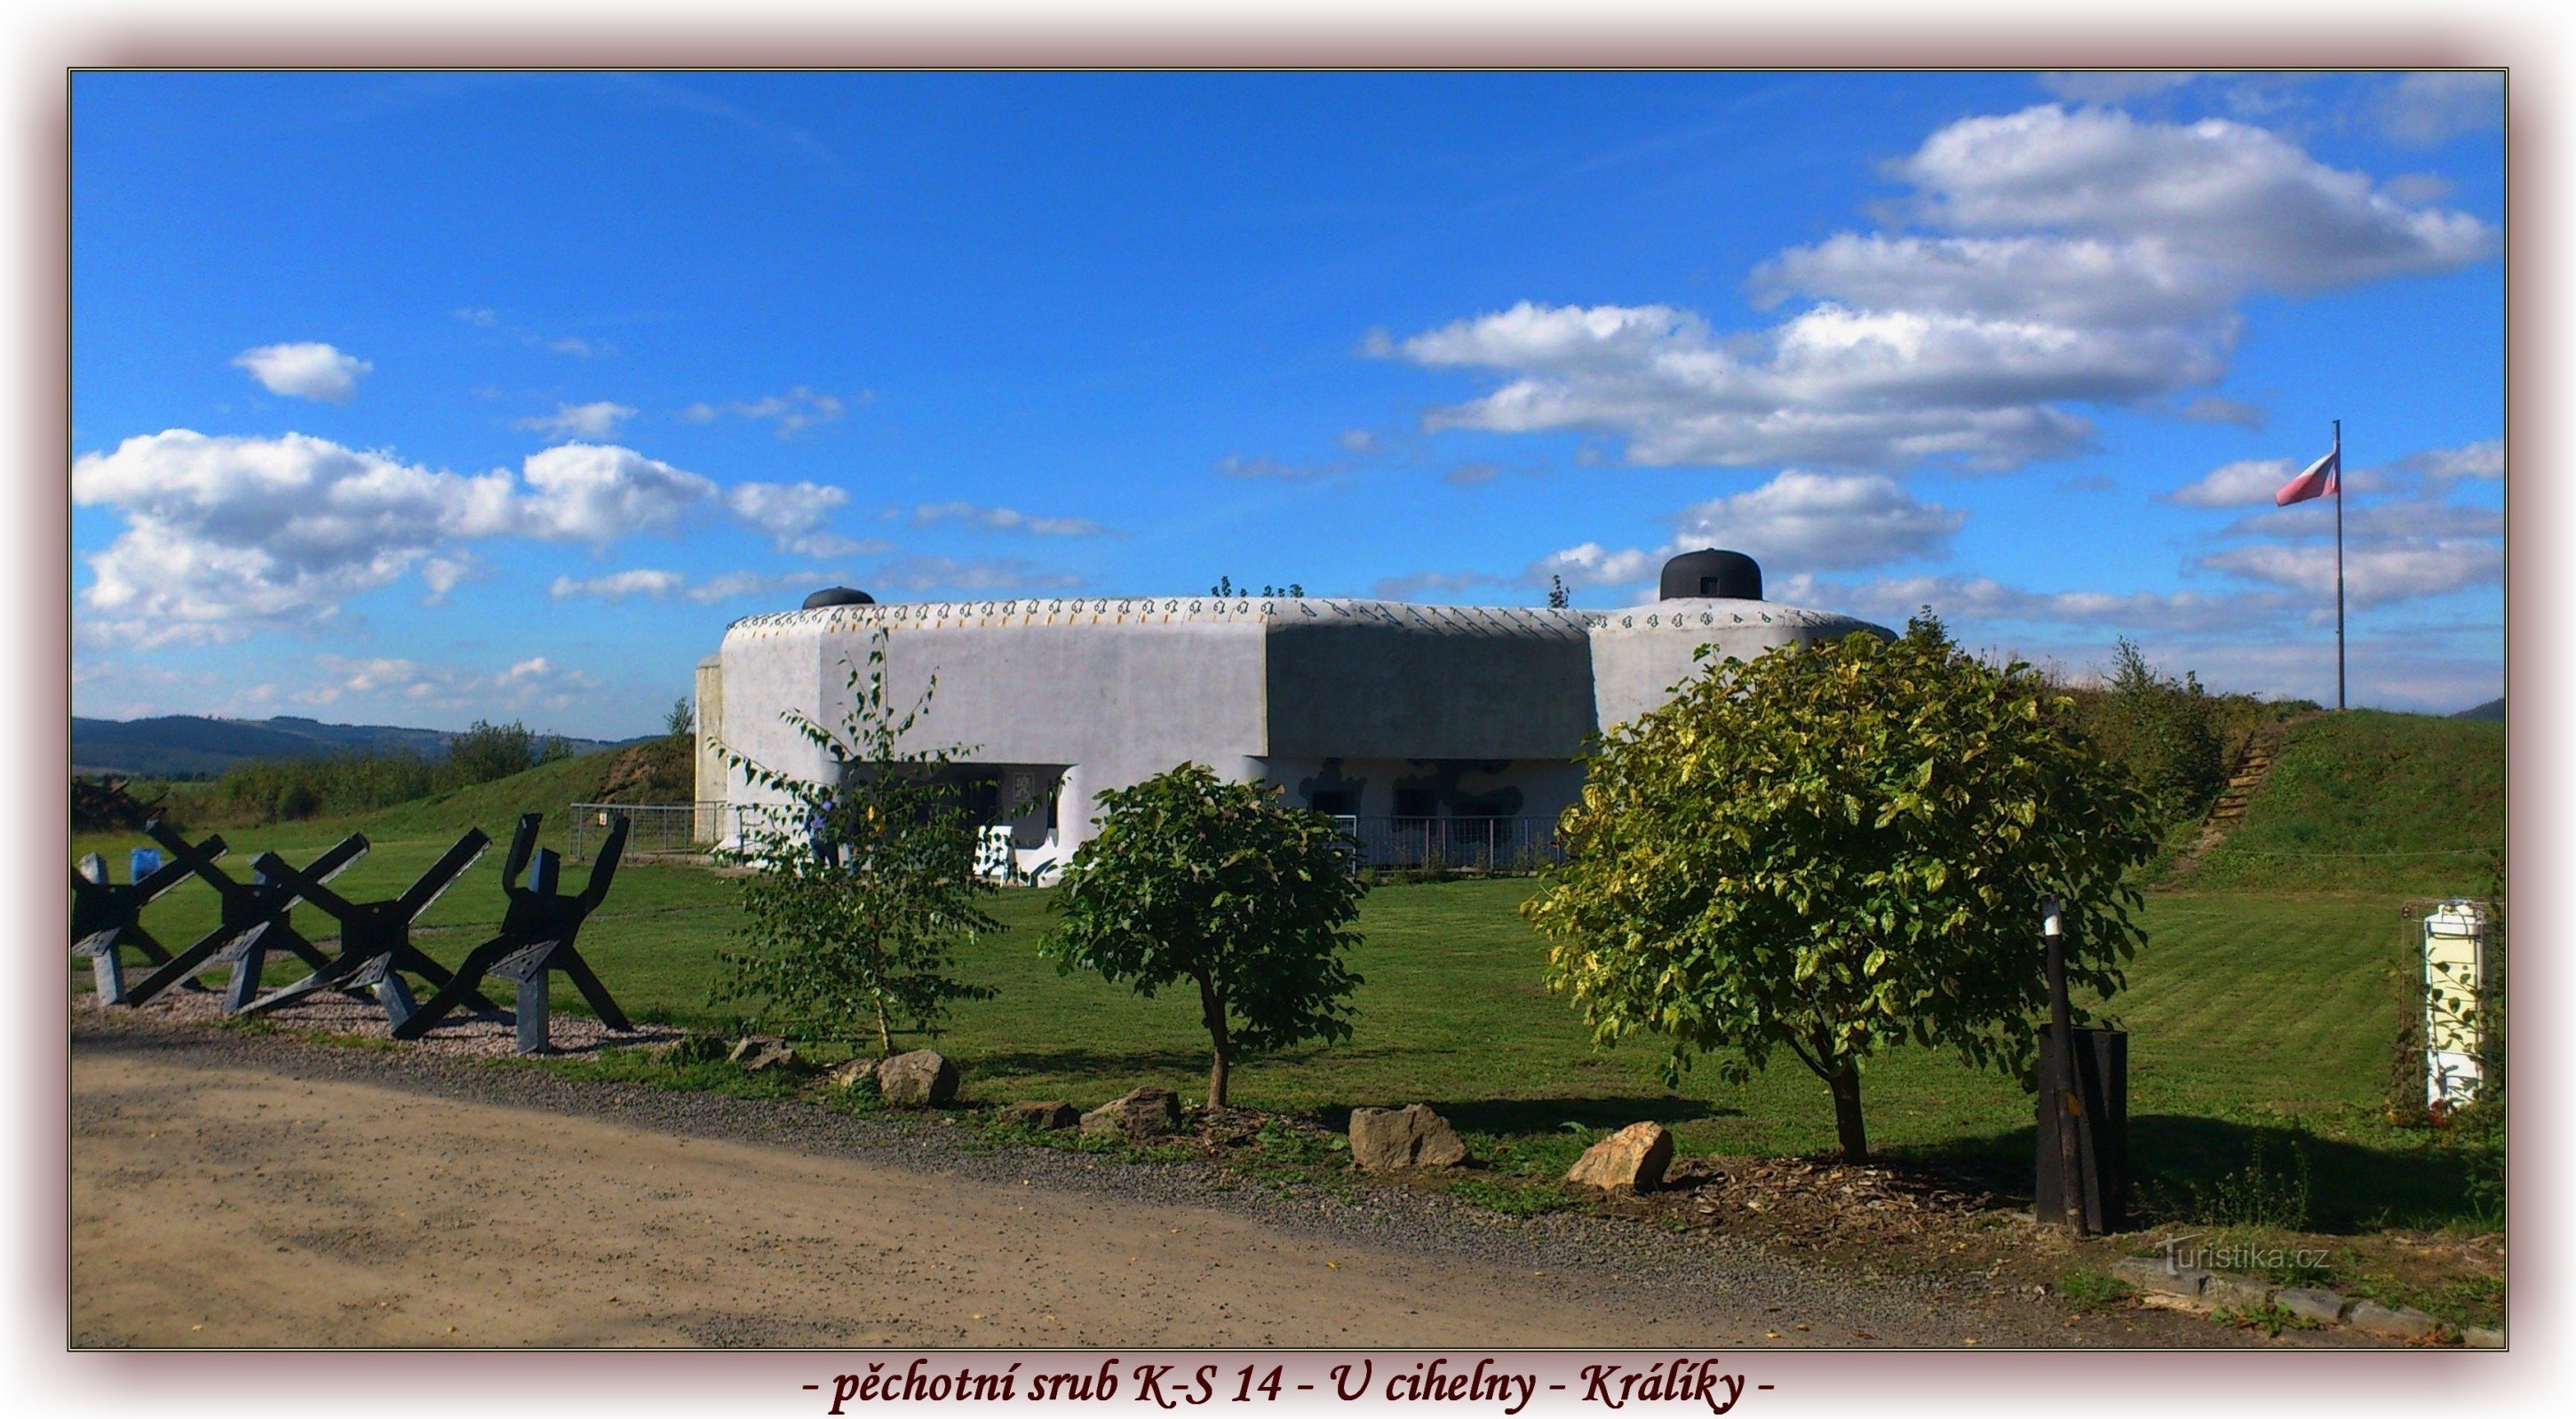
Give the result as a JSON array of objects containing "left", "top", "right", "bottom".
[{"left": 565, "top": 803, "right": 729, "bottom": 861}]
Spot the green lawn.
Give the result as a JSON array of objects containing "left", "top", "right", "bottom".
[{"left": 75, "top": 813, "right": 2481, "bottom": 1230}]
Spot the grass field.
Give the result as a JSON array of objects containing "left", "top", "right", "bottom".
[{"left": 72, "top": 706, "right": 2504, "bottom": 1236}]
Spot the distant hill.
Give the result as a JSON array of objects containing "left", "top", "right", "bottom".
[
  {"left": 71, "top": 714, "right": 640, "bottom": 780},
  {"left": 2452, "top": 697, "right": 2504, "bottom": 721}
]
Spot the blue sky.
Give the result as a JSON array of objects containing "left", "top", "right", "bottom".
[{"left": 69, "top": 70, "right": 2504, "bottom": 737}]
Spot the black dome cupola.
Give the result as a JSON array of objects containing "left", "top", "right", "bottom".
[
  {"left": 801, "top": 587, "right": 876, "bottom": 609},
  {"left": 1658, "top": 549, "right": 1761, "bottom": 602}
]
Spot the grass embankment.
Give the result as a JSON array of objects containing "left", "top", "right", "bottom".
[
  {"left": 76, "top": 709, "right": 2506, "bottom": 1302},
  {"left": 2185, "top": 709, "right": 2504, "bottom": 896}
]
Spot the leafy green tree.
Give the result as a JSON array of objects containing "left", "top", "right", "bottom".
[
  {"left": 1043, "top": 765, "right": 1367, "bottom": 1107},
  {"left": 712, "top": 633, "right": 1000, "bottom": 1057},
  {"left": 2095, "top": 638, "right": 2224, "bottom": 822},
  {"left": 1523, "top": 613, "right": 2162, "bottom": 1161}
]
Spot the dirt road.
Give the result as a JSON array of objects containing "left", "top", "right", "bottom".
[{"left": 68, "top": 1015, "right": 2239, "bottom": 1349}]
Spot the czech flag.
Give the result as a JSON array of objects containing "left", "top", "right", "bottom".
[{"left": 2275, "top": 447, "right": 2341, "bottom": 506}]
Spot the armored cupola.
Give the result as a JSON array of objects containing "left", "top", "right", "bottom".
[{"left": 1658, "top": 549, "right": 1762, "bottom": 602}]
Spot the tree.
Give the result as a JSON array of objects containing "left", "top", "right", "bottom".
[
  {"left": 665, "top": 694, "right": 695, "bottom": 740},
  {"left": 1547, "top": 575, "right": 1571, "bottom": 609},
  {"left": 2093, "top": 638, "right": 2224, "bottom": 822},
  {"left": 1521, "top": 613, "right": 2162, "bottom": 1161},
  {"left": 712, "top": 632, "right": 1000, "bottom": 1057},
  {"left": 1042, "top": 765, "right": 1367, "bottom": 1108},
  {"left": 442, "top": 718, "right": 572, "bottom": 788}
]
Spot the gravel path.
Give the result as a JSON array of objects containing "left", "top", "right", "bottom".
[{"left": 70, "top": 1004, "right": 2280, "bottom": 1349}]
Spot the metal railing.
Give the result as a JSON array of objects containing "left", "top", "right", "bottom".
[
  {"left": 566, "top": 802, "right": 730, "bottom": 861},
  {"left": 1332, "top": 815, "right": 1563, "bottom": 873},
  {"left": 566, "top": 803, "right": 1566, "bottom": 874}
]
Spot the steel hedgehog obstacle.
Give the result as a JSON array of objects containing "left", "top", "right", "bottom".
[{"left": 72, "top": 810, "right": 640, "bottom": 1055}]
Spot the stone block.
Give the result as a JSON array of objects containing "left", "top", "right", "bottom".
[
  {"left": 2112, "top": 1256, "right": 2209, "bottom": 1300},
  {"left": 2203, "top": 1274, "right": 2278, "bottom": 1311},
  {"left": 2274, "top": 1288, "right": 2352, "bottom": 1326},
  {"left": 1566, "top": 1122, "right": 1674, "bottom": 1193},
  {"left": 2348, "top": 1300, "right": 2443, "bottom": 1340},
  {"left": 1081, "top": 1086, "right": 1183, "bottom": 1140},
  {"left": 1348, "top": 1105, "right": 1470, "bottom": 1172},
  {"left": 875, "top": 1049, "right": 960, "bottom": 1107}
]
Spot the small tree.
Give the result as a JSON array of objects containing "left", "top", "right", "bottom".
[
  {"left": 1043, "top": 764, "right": 1367, "bottom": 1108},
  {"left": 1523, "top": 613, "right": 2161, "bottom": 1161},
  {"left": 2095, "top": 638, "right": 2224, "bottom": 822},
  {"left": 712, "top": 633, "right": 999, "bottom": 1057}
]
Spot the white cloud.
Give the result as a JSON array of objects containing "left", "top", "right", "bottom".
[
  {"left": 455, "top": 307, "right": 499, "bottom": 328},
  {"left": 2405, "top": 438, "right": 2503, "bottom": 481},
  {"left": 727, "top": 480, "right": 845, "bottom": 534},
  {"left": 679, "top": 385, "right": 847, "bottom": 437},
  {"left": 910, "top": 502, "right": 1114, "bottom": 537},
  {"left": 517, "top": 443, "right": 719, "bottom": 544},
  {"left": 71, "top": 430, "right": 718, "bottom": 645},
  {"left": 548, "top": 568, "right": 686, "bottom": 601},
  {"left": 514, "top": 401, "right": 636, "bottom": 438},
  {"left": 1530, "top": 542, "right": 1659, "bottom": 591},
  {"left": 1523, "top": 471, "right": 1960, "bottom": 603},
  {"left": 1387, "top": 105, "right": 2493, "bottom": 472},
  {"left": 2167, "top": 457, "right": 2299, "bottom": 508},
  {"left": 2195, "top": 538, "right": 2502, "bottom": 607},
  {"left": 232, "top": 342, "right": 372, "bottom": 403},
  {"left": 1671, "top": 471, "right": 1964, "bottom": 569},
  {"left": 72, "top": 430, "right": 516, "bottom": 646},
  {"left": 1339, "top": 428, "right": 1384, "bottom": 454},
  {"left": 2376, "top": 72, "right": 2504, "bottom": 149},
  {"left": 419, "top": 554, "right": 477, "bottom": 605}
]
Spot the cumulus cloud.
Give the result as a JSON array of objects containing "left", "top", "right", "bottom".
[
  {"left": 232, "top": 343, "right": 372, "bottom": 403},
  {"left": 1530, "top": 542, "right": 1660, "bottom": 591},
  {"left": 71, "top": 430, "right": 720, "bottom": 646},
  {"left": 1339, "top": 428, "right": 1384, "bottom": 454},
  {"left": 679, "top": 385, "right": 848, "bottom": 437},
  {"left": 1523, "top": 471, "right": 1961, "bottom": 600},
  {"left": 419, "top": 554, "right": 478, "bottom": 605},
  {"left": 910, "top": 502, "right": 1114, "bottom": 537},
  {"left": 517, "top": 443, "right": 719, "bottom": 544},
  {"left": 1671, "top": 471, "right": 1964, "bottom": 569},
  {"left": 514, "top": 401, "right": 636, "bottom": 438},
  {"left": 1384, "top": 105, "right": 2493, "bottom": 472}
]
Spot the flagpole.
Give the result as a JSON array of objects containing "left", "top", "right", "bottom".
[{"left": 2334, "top": 418, "right": 2345, "bottom": 712}]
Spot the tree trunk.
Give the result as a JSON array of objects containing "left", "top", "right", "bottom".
[
  {"left": 873, "top": 995, "right": 894, "bottom": 1059},
  {"left": 1195, "top": 972, "right": 1232, "bottom": 1110},
  {"left": 1827, "top": 1057, "right": 1869, "bottom": 1163}
]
